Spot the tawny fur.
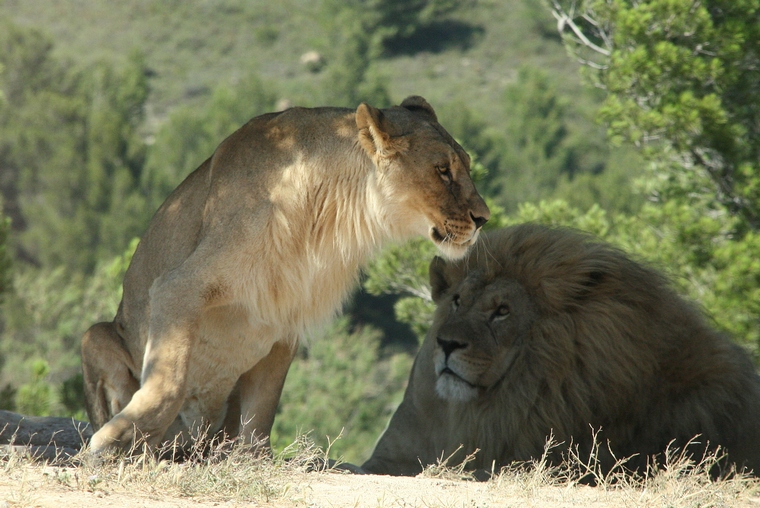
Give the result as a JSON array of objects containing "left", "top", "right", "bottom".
[
  {"left": 81, "top": 97, "right": 490, "bottom": 454},
  {"left": 363, "top": 224, "right": 760, "bottom": 476}
]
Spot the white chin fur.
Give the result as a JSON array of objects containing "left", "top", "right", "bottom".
[
  {"left": 436, "top": 375, "right": 478, "bottom": 402},
  {"left": 432, "top": 229, "right": 480, "bottom": 260}
]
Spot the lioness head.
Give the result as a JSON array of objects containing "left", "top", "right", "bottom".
[{"left": 356, "top": 96, "right": 490, "bottom": 259}]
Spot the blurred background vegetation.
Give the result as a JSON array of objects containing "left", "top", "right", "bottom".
[{"left": 0, "top": 0, "right": 758, "bottom": 464}]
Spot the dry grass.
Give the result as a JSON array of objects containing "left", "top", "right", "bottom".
[
  {"left": 490, "top": 436, "right": 760, "bottom": 508},
  {"left": 416, "top": 435, "right": 760, "bottom": 507},
  {"left": 1, "top": 432, "right": 759, "bottom": 507},
  {"left": 1, "top": 430, "right": 332, "bottom": 505}
]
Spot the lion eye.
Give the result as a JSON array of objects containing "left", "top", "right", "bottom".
[
  {"left": 492, "top": 305, "right": 510, "bottom": 320},
  {"left": 452, "top": 294, "right": 461, "bottom": 310},
  {"left": 437, "top": 165, "right": 452, "bottom": 184}
]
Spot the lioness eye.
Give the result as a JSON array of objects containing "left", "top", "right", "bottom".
[
  {"left": 452, "top": 294, "right": 461, "bottom": 309},
  {"left": 437, "top": 165, "right": 452, "bottom": 184}
]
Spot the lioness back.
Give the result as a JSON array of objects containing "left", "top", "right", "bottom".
[
  {"left": 82, "top": 97, "right": 490, "bottom": 454},
  {"left": 364, "top": 224, "right": 760, "bottom": 477},
  {"left": 117, "top": 108, "right": 337, "bottom": 354}
]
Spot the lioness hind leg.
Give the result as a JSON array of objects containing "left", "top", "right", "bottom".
[
  {"left": 81, "top": 322, "right": 140, "bottom": 431},
  {"left": 89, "top": 248, "right": 236, "bottom": 454},
  {"left": 236, "top": 340, "right": 297, "bottom": 453}
]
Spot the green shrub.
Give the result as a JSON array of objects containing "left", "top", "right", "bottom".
[
  {"left": 16, "top": 359, "right": 54, "bottom": 416},
  {"left": 272, "top": 318, "right": 412, "bottom": 464}
]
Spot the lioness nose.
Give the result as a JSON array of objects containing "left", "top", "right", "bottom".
[
  {"left": 470, "top": 212, "right": 488, "bottom": 230},
  {"left": 437, "top": 336, "right": 468, "bottom": 358}
]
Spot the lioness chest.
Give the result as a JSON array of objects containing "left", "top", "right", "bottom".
[{"left": 177, "top": 220, "right": 367, "bottom": 432}]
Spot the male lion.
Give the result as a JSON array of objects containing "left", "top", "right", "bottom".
[
  {"left": 363, "top": 224, "right": 760, "bottom": 476},
  {"left": 81, "top": 96, "right": 490, "bottom": 454}
]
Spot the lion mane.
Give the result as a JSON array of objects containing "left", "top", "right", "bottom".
[{"left": 363, "top": 224, "right": 760, "bottom": 476}]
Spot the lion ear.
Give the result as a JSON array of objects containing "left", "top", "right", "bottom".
[
  {"left": 356, "top": 103, "right": 408, "bottom": 159},
  {"left": 541, "top": 268, "right": 608, "bottom": 309},
  {"left": 428, "top": 256, "right": 467, "bottom": 303},
  {"left": 573, "top": 269, "right": 607, "bottom": 301},
  {"left": 430, "top": 256, "right": 467, "bottom": 303},
  {"left": 400, "top": 95, "right": 437, "bottom": 123},
  {"left": 429, "top": 257, "right": 450, "bottom": 303}
]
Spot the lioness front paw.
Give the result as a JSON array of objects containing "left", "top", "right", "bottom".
[{"left": 88, "top": 416, "right": 137, "bottom": 455}]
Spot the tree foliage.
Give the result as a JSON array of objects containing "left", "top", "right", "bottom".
[
  {"left": 554, "top": 0, "right": 760, "bottom": 230},
  {"left": 16, "top": 359, "right": 54, "bottom": 416},
  {"left": 314, "top": 0, "right": 410, "bottom": 109},
  {"left": 0, "top": 238, "right": 137, "bottom": 416},
  {"left": 443, "top": 64, "right": 643, "bottom": 215},
  {"left": 0, "top": 201, "right": 10, "bottom": 305},
  {"left": 319, "top": 22, "right": 392, "bottom": 109},
  {"left": 142, "top": 75, "right": 276, "bottom": 210},
  {"left": 272, "top": 318, "right": 412, "bottom": 464},
  {"left": 321, "top": 0, "right": 461, "bottom": 52},
  {"left": 0, "top": 19, "right": 151, "bottom": 272},
  {"left": 549, "top": 0, "right": 760, "bottom": 353}
]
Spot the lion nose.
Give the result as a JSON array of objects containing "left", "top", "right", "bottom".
[
  {"left": 470, "top": 212, "right": 488, "bottom": 230},
  {"left": 437, "top": 336, "right": 468, "bottom": 358}
]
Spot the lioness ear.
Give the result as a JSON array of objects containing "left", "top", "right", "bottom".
[
  {"left": 400, "top": 95, "right": 437, "bottom": 123},
  {"left": 356, "top": 103, "right": 406, "bottom": 159}
]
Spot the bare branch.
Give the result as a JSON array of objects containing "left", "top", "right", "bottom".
[
  {"left": 551, "top": 0, "right": 612, "bottom": 57},
  {"left": 573, "top": 57, "right": 608, "bottom": 70},
  {"left": 391, "top": 284, "right": 432, "bottom": 302}
]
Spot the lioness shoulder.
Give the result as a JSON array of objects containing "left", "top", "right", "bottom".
[
  {"left": 81, "top": 96, "right": 490, "bottom": 454},
  {"left": 364, "top": 224, "right": 760, "bottom": 476}
]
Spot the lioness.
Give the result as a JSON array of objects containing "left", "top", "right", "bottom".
[
  {"left": 81, "top": 96, "right": 490, "bottom": 454},
  {"left": 363, "top": 225, "right": 760, "bottom": 476}
]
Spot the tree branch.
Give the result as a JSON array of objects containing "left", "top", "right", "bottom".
[
  {"left": 690, "top": 148, "right": 760, "bottom": 231},
  {"left": 551, "top": 0, "right": 611, "bottom": 57}
]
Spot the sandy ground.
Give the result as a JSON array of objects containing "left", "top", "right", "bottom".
[
  {"left": 0, "top": 470, "right": 603, "bottom": 508},
  {"left": 2, "top": 466, "right": 760, "bottom": 508}
]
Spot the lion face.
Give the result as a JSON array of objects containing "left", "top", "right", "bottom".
[
  {"left": 429, "top": 265, "right": 538, "bottom": 402},
  {"left": 356, "top": 96, "right": 490, "bottom": 260}
]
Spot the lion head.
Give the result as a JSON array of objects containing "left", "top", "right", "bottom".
[
  {"left": 429, "top": 267, "right": 537, "bottom": 403},
  {"left": 363, "top": 224, "right": 760, "bottom": 477}
]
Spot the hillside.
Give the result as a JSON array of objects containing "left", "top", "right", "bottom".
[{"left": 1, "top": 0, "right": 593, "bottom": 132}]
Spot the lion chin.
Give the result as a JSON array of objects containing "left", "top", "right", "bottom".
[{"left": 435, "top": 371, "right": 478, "bottom": 402}]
